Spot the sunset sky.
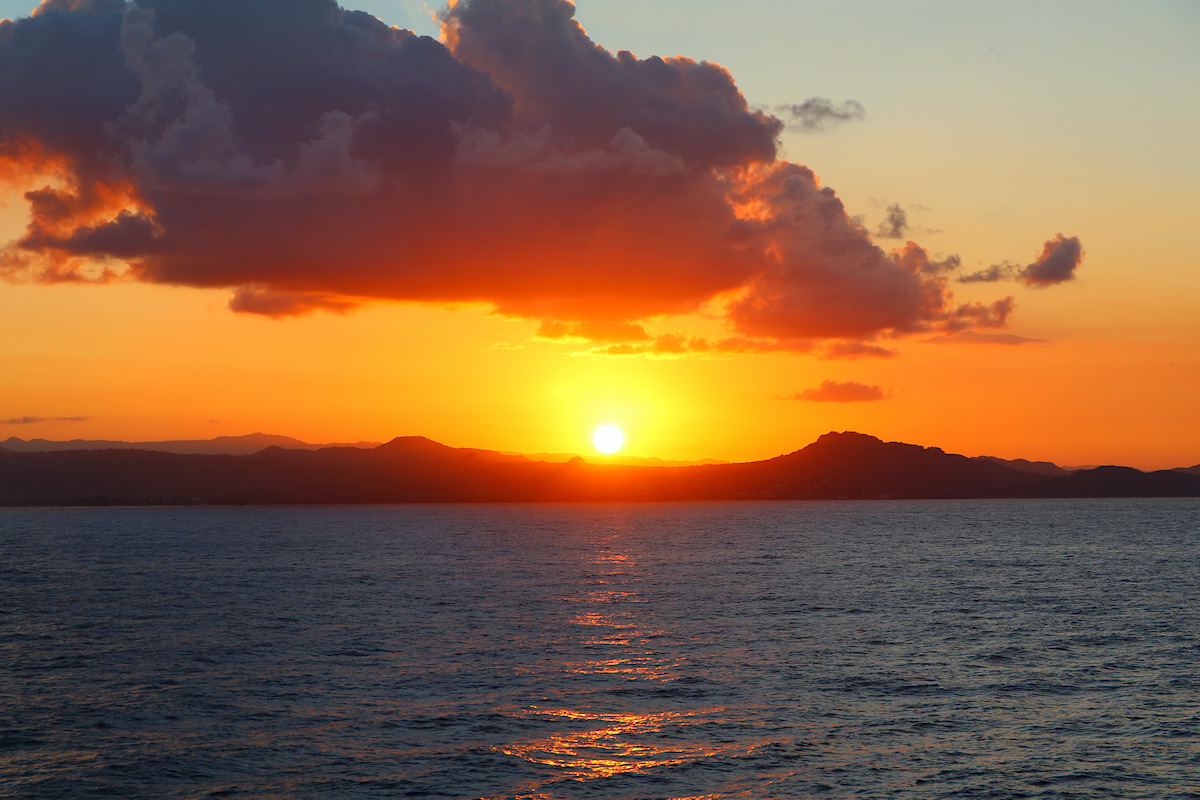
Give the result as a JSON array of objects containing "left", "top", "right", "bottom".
[{"left": 1, "top": 0, "right": 1197, "bottom": 469}]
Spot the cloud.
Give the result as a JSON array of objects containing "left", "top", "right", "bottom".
[
  {"left": 0, "top": 0, "right": 1075, "bottom": 351},
  {"left": 228, "top": 286, "right": 356, "bottom": 317},
  {"left": 875, "top": 204, "right": 908, "bottom": 239},
  {"left": 923, "top": 331, "right": 1046, "bottom": 345},
  {"left": 777, "top": 97, "right": 865, "bottom": 133},
  {"left": 2, "top": 415, "right": 91, "bottom": 424},
  {"left": 583, "top": 333, "right": 817, "bottom": 357},
  {"left": 1020, "top": 234, "right": 1082, "bottom": 287},
  {"left": 788, "top": 380, "right": 887, "bottom": 402},
  {"left": 536, "top": 319, "right": 651, "bottom": 343},
  {"left": 958, "top": 264, "right": 1015, "bottom": 284},
  {"left": 819, "top": 341, "right": 898, "bottom": 360},
  {"left": 959, "top": 234, "right": 1083, "bottom": 287}
]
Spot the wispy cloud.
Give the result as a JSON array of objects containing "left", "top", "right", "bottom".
[
  {"left": 924, "top": 331, "right": 1046, "bottom": 345},
  {"left": 959, "top": 234, "right": 1083, "bottom": 287},
  {"left": 786, "top": 381, "right": 888, "bottom": 403},
  {"left": 875, "top": 204, "right": 908, "bottom": 239},
  {"left": 819, "top": 342, "right": 899, "bottom": 360},
  {"left": 776, "top": 98, "right": 866, "bottom": 133},
  {"left": 1, "top": 415, "right": 91, "bottom": 425}
]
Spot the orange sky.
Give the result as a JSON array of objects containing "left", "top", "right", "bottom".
[{"left": 1, "top": 0, "right": 1198, "bottom": 470}]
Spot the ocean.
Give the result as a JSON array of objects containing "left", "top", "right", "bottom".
[{"left": 1, "top": 499, "right": 1198, "bottom": 799}]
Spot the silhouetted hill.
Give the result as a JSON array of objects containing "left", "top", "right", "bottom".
[
  {"left": 1, "top": 433, "right": 380, "bottom": 455},
  {"left": 974, "top": 455, "right": 1072, "bottom": 477},
  {"left": 516, "top": 451, "right": 729, "bottom": 466},
  {"left": 1, "top": 431, "right": 1197, "bottom": 505},
  {"left": 1043, "top": 465, "right": 1200, "bottom": 498}
]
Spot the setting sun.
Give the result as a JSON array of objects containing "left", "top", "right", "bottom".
[{"left": 593, "top": 425, "right": 624, "bottom": 455}]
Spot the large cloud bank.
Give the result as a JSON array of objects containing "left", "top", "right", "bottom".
[{"left": 0, "top": 0, "right": 1078, "bottom": 349}]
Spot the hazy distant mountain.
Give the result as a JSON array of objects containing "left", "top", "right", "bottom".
[
  {"left": 973, "top": 455, "right": 1072, "bottom": 477},
  {"left": 516, "top": 451, "right": 729, "bottom": 467},
  {"left": 1, "top": 431, "right": 1197, "bottom": 505},
  {"left": 1176, "top": 464, "right": 1200, "bottom": 476},
  {"left": 0, "top": 433, "right": 723, "bottom": 465},
  {"left": 0, "top": 433, "right": 381, "bottom": 456}
]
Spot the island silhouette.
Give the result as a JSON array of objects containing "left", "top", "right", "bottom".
[{"left": 2, "top": 431, "right": 1198, "bottom": 505}]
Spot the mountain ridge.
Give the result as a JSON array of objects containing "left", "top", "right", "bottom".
[
  {"left": 2, "top": 431, "right": 1197, "bottom": 505},
  {"left": 0, "top": 433, "right": 381, "bottom": 456}
]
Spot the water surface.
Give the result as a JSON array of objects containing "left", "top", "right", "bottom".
[{"left": 2, "top": 500, "right": 1198, "bottom": 798}]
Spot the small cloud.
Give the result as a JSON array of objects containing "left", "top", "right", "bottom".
[
  {"left": 229, "top": 286, "right": 357, "bottom": 317},
  {"left": 875, "top": 204, "right": 908, "bottom": 239},
  {"left": 1020, "top": 234, "right": 1082, "bottom": 287},
  {"left": 583, "top": 333, "right": 814, "bottom": 358},
  {"left": 536, "top": 320, "right": 651, "bottom": 343},
  {"left": 959, "top": 234, "right": 1083, "bottom": 287},
  {"left": 924, "top": 331, "right": 1046, "bottom": 345},
  {"left": 2, "top": 415, "right": 91, "bottom": 424},
  {"left": 958, "top": 264, "right": 1016, "bottom": 283},
  {"left": 776, "top": 98, "right": 866, "bottom": 133},
  {"left": 819, "top": 342, "right": 899, "bottom": 360},
  {"left": 890, "top": 241, "right": 961, "bottom": 276},
  {"left": 788, "top": 380, "right": 887, "bottom": 403}
]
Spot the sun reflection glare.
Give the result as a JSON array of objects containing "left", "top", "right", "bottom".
[
  {"left": 489, "top": 525, "right": 762, "bottom": 786},
  {"left": 499, "top": 707, "right": 734, "bottom": 780}
]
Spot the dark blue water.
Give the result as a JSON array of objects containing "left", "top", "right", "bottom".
[{"left": 1, "top": 500, "right": 1198, "bottom": 799}]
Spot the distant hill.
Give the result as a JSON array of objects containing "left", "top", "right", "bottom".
[
  {"left": 2, "top": 431, "right": 1197, "bottom": 506},
  {"left": 1, "top": 433, "right": 381, "bottom": 456},
  {"left": 973, "top": 455, "right": 1072, "bottom": 477},
  {"left": 517, "top": 451, "right": 729, "bottom": 467}
]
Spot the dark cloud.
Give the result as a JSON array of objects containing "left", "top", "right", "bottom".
[
  {"left": 1020, "top": 234, "right": 1082, "bottom": 287},
  {"left": 820, "top": 341, "right": 899, "bottom": 360},
  {"left": 789, "top": 380, "right": 887, "bottom": 403},
  {"left": 228, "top": 286, "right": 355, "bottom": 317},
  {"left": 960, "top": 234, "right": 1083, "bottom": 287},
  {"left": 777, "top": 97, "right": 865, "bottom": 133},
  {"left": 0, "top": 0, "right": 1072, "bottom": 350},
  {"left": 958, "top": 264, "right": 1016, "bottom": 283},
  {"left": 1, "top": 415, "right": 91, "bottom": 424},
  {"left": 875, "top": 203, "right": 908, "bottom": 239}
]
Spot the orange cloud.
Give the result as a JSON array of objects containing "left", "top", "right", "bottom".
[
  {"left": 789, "top": 380, "right": 888, "bottom": 403},
  {"left": 0, "top": 0, "right": 1080, "bottom": 351},
  {"left": 924, "top": 331, "right": 1047, "bottom": 345},
  {"left": 820, "top": 341, "right": 899, "bottom": 360}
]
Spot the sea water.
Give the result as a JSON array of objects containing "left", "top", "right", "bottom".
[{"left": 1, "top": 499, "right": 1197, "bottom": 799}]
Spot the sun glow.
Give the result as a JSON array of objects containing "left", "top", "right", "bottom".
[{"left": 593, "top": 425, "right": 624, "bottom": 454}]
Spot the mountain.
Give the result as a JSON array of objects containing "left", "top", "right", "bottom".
[
  {"left": 973, "top": 455, "right": 1072, "bottom": 477},
  {"left": 1, "top": 432, "right": 1197, "bottom": 506},
  {"left": 0, "top": 433, "right": 381, "bottom": 456},
  {"left": 515, "top": 451, "right": 729, "bottom": 467}
]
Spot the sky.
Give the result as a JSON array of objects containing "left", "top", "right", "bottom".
[{"left": 0, "top": 0, "right": 1197, "bottom": 469}]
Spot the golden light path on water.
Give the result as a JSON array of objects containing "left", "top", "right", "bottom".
[{"left": 490, "top": 541, "right": 777, "bottom": 792}]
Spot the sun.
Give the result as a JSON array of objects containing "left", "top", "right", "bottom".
[{"left": 592, "top": 424, "right": 624, "bottom": 455}]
